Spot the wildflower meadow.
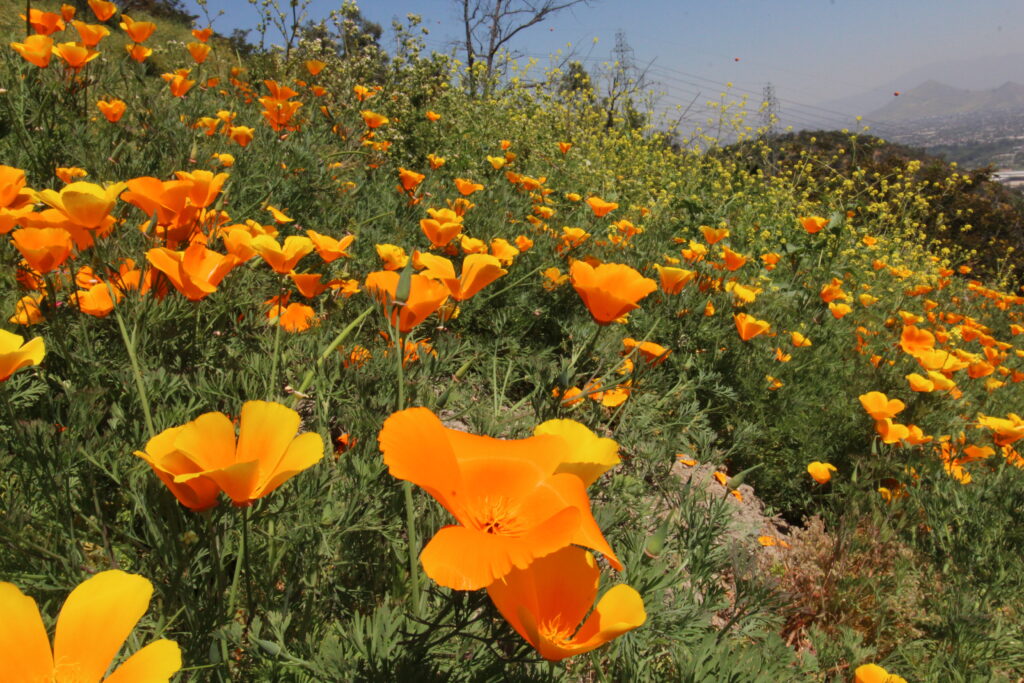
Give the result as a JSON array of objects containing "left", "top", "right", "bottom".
[{"left": 1, "top": 1, "right": 1024, "bottom": 681}]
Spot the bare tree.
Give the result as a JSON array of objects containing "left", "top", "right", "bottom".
[{"left": 456, "top": 0, "right": 593, "bottom": 95}]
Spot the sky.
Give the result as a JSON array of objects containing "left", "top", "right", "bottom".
[{"left": 180, "top": 0, "right": 1024, "bottom": 130}]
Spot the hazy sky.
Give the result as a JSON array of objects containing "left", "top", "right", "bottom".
[{"left": 181, "top": 0, "right": 1024, "bottom": 128}]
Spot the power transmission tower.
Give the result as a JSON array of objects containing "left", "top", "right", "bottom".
[{"left": 761, "top": 83, "right": 779, "bottom": 137}]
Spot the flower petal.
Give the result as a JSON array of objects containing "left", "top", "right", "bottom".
[
  {"left": 53, "top": 570, "right": 152, "bottom": 682},
  {"left": 379, "top": 407, "right": 461, "bottom": 515},
  {"left": 0, "top": 582, "right": 53, "bottom": 680},
  {"left": 255, "top": 431, "right": 324, "bottom": 498},
  {"left": 104, "top": 639, "right": 182, "bottom": 683},
  {"left": 420, "top": 506, "right": 580, "bottom": 590}
]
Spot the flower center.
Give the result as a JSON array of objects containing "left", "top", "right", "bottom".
[{"left": 467, "top": 496, "right": 525, "bottom": 537}]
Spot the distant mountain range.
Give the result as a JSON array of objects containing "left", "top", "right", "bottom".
[
  {"left": 777, "top": 53, "right": 1024, "bottom": 169},
  {"left": 818, "top": 52, "right": 1024, "bottom": 121},
  {"left": 866, "top": 80, "right": 1024, "bottom": 123}
]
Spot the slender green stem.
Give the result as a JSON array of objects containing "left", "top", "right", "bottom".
[
  {"left": 113, "top": 309, "right": 156, "bottom": 439},
  {"left": 241, "top": 506, "right": 254, "bottom": 627},
  {"left": 290, "top": 305, "right": 374, "bottom": 408},
  {"left": 390, "top": 317, "right": 422, "bottom": 613},
  {"left": 268, "top": 277, "right": 286, "bottom": 398}
]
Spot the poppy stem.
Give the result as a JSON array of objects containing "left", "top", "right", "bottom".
[
  {"left": 113, "top": 309, "right": 156, "bottom": 439},
  {"left": 290, "top": 305, "right": 374, "bottom": 408}
]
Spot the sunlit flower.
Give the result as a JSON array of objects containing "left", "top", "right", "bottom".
[
  {"left": 306, "top": 230, "right": 354, "bottom": 263},
  {"left": 52, "top": 42, "right": 100, "bottom": 72},
  {"left": 268, "top": 301, "right": 317, "bottom": 332},
  {"left": 0, "top": 329, "right": 45, "bottom": 382},
  {"left": 854, "top": 663, "right": 907, "bottom": 683},
  {"left": 807, "top": 461, "right": 837, "bottom": 484},
  {"left": 145, "top": 244, "right": 238, "bottom": 301},
  {"left": 97, "top": 98, "right": 126, "bottom": 123},
  {"left": 418, "top": 252, "right": 507, "bottom": 301},
  {"left": 425, "top": 110, "right": 441, "bottom": 121},
  {"left": 87, "top": 0, "right": 118, "bottom": 22},
  {"left": 734, "top": 312, "right": 771, "bottom": 341},
  {"left": 10, "top": 35, "right": 54, "bottom": 68},
  {"left": 0, "top": 571, "right": 181, "bottom": 681},
  {"left": 56, "top": 167, "right": 88, "bottom": 184},
  {"left": 250, "top": 235, "right": 313, "bottom": 273},
  {"left": 375, "top": 243, "right": 409, "bottom": 270},
  {"left": 360, "top": 110, "right": 388, "bottom": 128},
  {"left": 191, "top": 27, "right": 213, "bottom": 42},
  {"left": 859, "top": 391, "right": 905, "bottom": 421},
  {"left": 136, "top": 401, "right": 324, "bottom": 509},
  {"left": 378, "top": 407, "right": 622, "bottom": 590},
  {"left": 454, "top": 178, "right": 484, "bottom": 196},
  {"left": 11, "top": 228, "right": 73, "bottom": 274},
  {"left": 398, "top": 167, "right": 425, "bottom": 192},
  {"left": 364, "top": 271, "right": 449, "bottom": 333},
  {"left": 585, "top": 196, "right": 618, "bottom": 217},
  {"left": 487, "top": 545, "right": 643, "bottom": 661},
  {"left": 72, "top": 21, "right": 110, "bottom": 48},
  {"left": 798, "top": 215, "right": 827, "bottom": 234},
  {"left": 570, "top": 261, "right": 656, "bottom": 325},
  {"left": 119, "top": 14, "right": 156, "bottom": 43}
]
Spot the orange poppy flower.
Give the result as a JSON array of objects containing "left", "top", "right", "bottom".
[
  {"left": 38, "top": 181, "right": 125, "bottom": 230},
  {"left": 250, "top": 235, "right": 313, "bottom": 273},
  {"left": 653, "top": 264, "right": 696, "bottom": 294},
  {"left": 419, "top": 208, "right": 463, "bottom": 248},
  {"left": 20, "top": 9, "right": 65, "bottom": 35},
  {"left": 119, "top": 15, "right": 156, "bottom": 43},
  {"left": 135, "top": 401, "right": 324, "bottom": 509},
  {"left": 87, "top": 0, "right": 117, "bottom": 22},
  {"left": 454, "top": 178, "right": 484, "bottom": 196},
  {"left": 360, "top": 110, "right": 388, "bottom": 128},
  {"left": 268, "top": 301, "right": 317, "bottom": 332},
  {"left": 191, "top": 27, "right": 213, "bottom": 42},
  {"left": 373, "top": 243, "right": 408, "bottom": 270},
  {"left": 10, "top": 35, "right": 54, "bottom": 68},
  {"left": 489, "top": 238, "right": 519, "bottom": 265},
  {"left": 557, "top": 141, "right": 573, "bottom": 154},
  {"left": 304, "top": 59, "right": 326, "bottom": 76},
  {"left": 854, "top": 663, "right": 907, "bottom": 683},
  {"left": 72, "top": 21, "right": 110, "bottom": 47},
  {"left": 798, "top": 215, "right": 828, "bottom": 234},
  {"left": 899, "top": 325, "right": 935, "bottom": 355},
  {"left": 0, "top": 571, "right": 182, "bottom": 681},
  {"left": 622, "top": 337, "right": 670, "bottom": 365},
  {"left": 569, "top": 261, "right": 657, "bottom": 325},
  {"left": 0, "top": 329, "right": 45, "bottom": 382},
  {"left": 425, "top": 110, "right": 441, "bottom": 121},
  {"left": 145, "top": 243, "right": 238, "bottom": 301},
  {"left": 426, "top": 153, "right": 445, "bottom": 169},
  {"left": 859, "top": 391, "right": 905, "bottom": 420},
  {"left": 721, "top": 246, "right": 747, "bottom": 271},
  {"left": 418, "top": 252, "right": 507, "bottom": 301},
  {"left": 875, "top": 418, "right": 910, "bottom": 445},
  {"left": 829, "top": 302, "right": 852, "bottom": 319},
  {"left": 52, "top": 42, "right": 100, "bottom": 72},
  {"left": 161, "top": 69, "right": 195, "bottom": 97},
  {"left": 807, "top": 461, "right": 837, "bottom": 484},
  {"left": 96, "top": 98, "right": 126, "bottom": 123},
  {"left": 699, "top": 225, "right": 729, "bottom": 244},
  {"left": 228, "top": 125, "right": 254, "bottom": 147},
  {"left": 486, "top": 545, "right": 644, "bottom": 661},
  {"left": 306, "top": 230, "right": 354, "bottom": 263},
  {"left": 11, "top": 228, "right": 73, "bottom": 274},
  {"left": 56, "top": 167, "right": 88, "bottom": 184},
  {"left": 378, "top": 407, "right": 622, "bottom": 590},
  {"left": 124, "top": 42, "right": 152, "bottom": 62},
  {"left": 185, "top": 41, "right": 210, "bottom": 63},
  {"left": 364, "top": 271, "right": 449, "bottom": 333},
  {"left": 585, "top": 196, "right": 618, "bottom": 217},
  {"left": 398, "top": 167, "right": 425, "bottom": 192},
  {"left": 734, "top": 312, "right": 771, "bottom": 341}
]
